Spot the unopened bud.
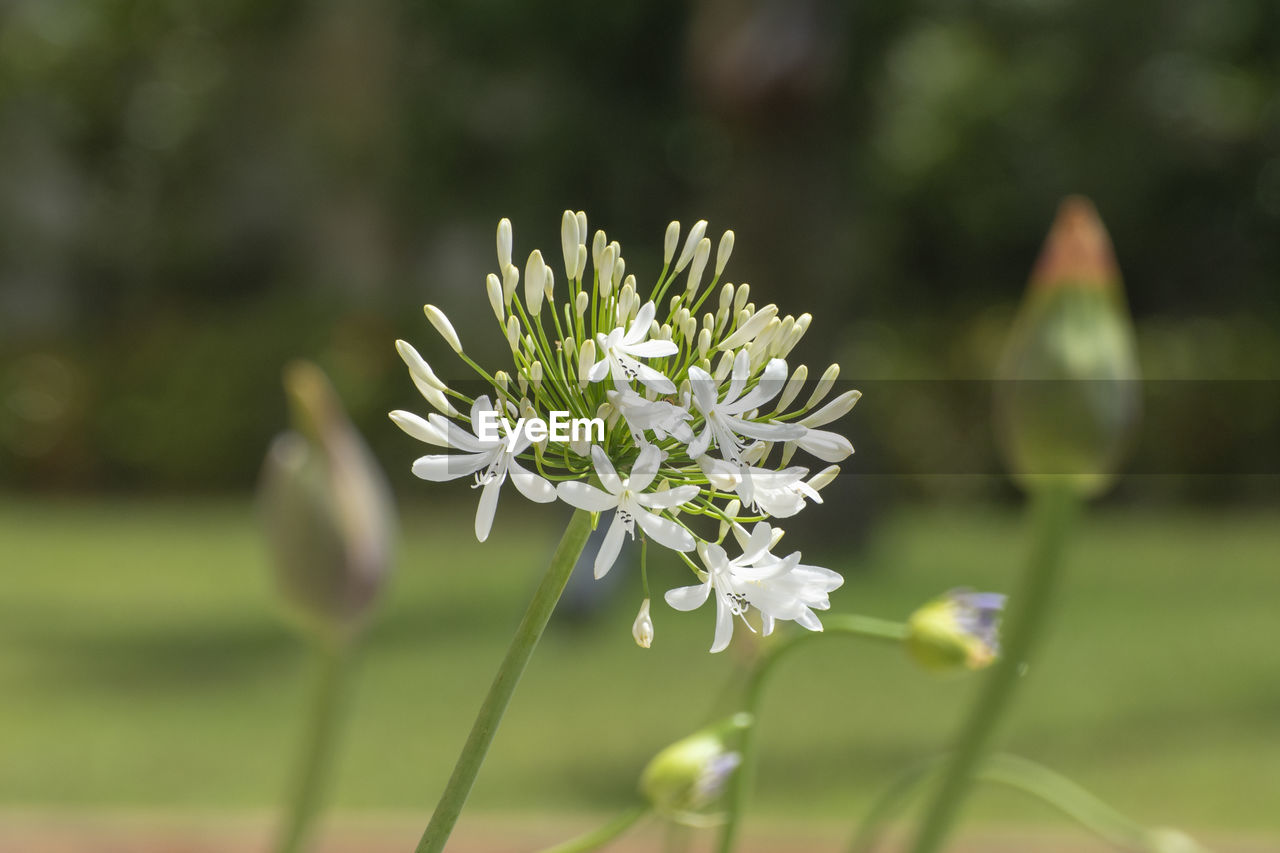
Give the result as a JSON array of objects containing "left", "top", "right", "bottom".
[
  {"left": 423, "top": 305, "right": 462, "bottom": 353},
  {"left": 674, "top": 219, "right": 707, "bottom": 272},
  {"left": 906, "top": 590, "right": 1006, "bottom": 673},
  {"left": 632, "top": 598, "right": 654, "bottom": 648},
  {"left": 496, "top": 218, "right": 512, "bottom": 270},
  {"left": 639, "top": 713, "right": 752, "bottom": 817},
  {"left": 524, "top": 250, "right": 546, "bottom": 316},
  {"left": 560, "top": 210, "right": 579, "bottom": 278},
  {"left": 485, "top": 274, "right": 504, "bottom": 321},
  {"left": 994, "top": 196, "right": 1140, "bottom": 499},
  {"left": 805, "top": 364, "right": 839, "bottom": 409},
  {"left": 663, "top": 221, "right": 680, "bottom": 266},
  {"left": 685, "top": 237, "right": 711, "bottom": 297},
  {"left": 714, "top": 230, "right": 735, "bottom": 278},
  {"left": 260, "top": 362, "right": 395, "bottom": 640}
]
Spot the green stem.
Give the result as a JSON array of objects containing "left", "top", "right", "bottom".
[
  {"left": 849, "top": 754, "right": 1151, "bottom": 853},
  {"left": 535, "top": 805, "right": 651, "bottom": 853},
  {"left": 908, "top": 485, "right": 1079, "bottom": 853},
  {"left": 716, "top": 615, "right": 910, "bottom": 853},
  {"left": 414, "top": 509, "right": 595, "bottom": 853},
  {"left": 273, "top": 637, "right": 351, "bottom": 853}
]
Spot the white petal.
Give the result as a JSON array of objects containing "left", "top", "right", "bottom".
[
  {"left": 556, "top": 481, "right": 619, "bottom": 512},
  {"left": 731, "top": 357, "right": 789, "bottom": 413},
  {"left": 412, "top": 453, "right": 490, "bottom": 481},
  {"left": 633, "top": 507, "right": 695, "bottom": 552},
  {"left": 588, "top": 358, "right": 611, "bottom": 383},
  {"left": 509, "top": 462, "right": 557, "bottom": 503},
  {"left": 793, "top": 608, "right": 824, "bottom": 632},
  {"left": 429, "top": 413, "right": 489, "bottom": 453},
  {"left": 686, "top": 426, "right": 712, "bottom": 461},
  {"left": 474, "top": 474, "right": 504, "bottom": 542},
  {"left": 664, "top": 580, "right": 711, "bottom": 611},
  {"left": 633, "top": 361, "right": 677, "bottom": 395},
  {"left": 628, "top": 444, "right": 663, "bottom": 492},
  {"left": 710, "top": 594, "right": 735, "bottom": 653},
  {"left": 686, "top": 366, "right": 717, "bottom": 413},
  {"left": 594, "top": 515, "right": 627, "bottom": 578},
  {"left": 638, "top": 485, "right": 700, "bottom": 510},
  {"left": 731, "top": 417, "right": 807, "bottom": 442},
  {"left": 589, "top": 445, "right": 622, "bottom": 493},
  {"left": 625, "top": 339, "right": 679, "bottom": 358},
  {"left": 625, "top": 302, "right": 657, "bottom": 344},
  {"left": 796, "top": 428, "right": 854, "bottom": 462},
  {"left": 389, "top": 410, "right": 446, "bottom": 446}
]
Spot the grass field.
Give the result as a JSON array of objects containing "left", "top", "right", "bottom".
[{"left": 1, "top": 496, "right": 1277, "bottom": 843}]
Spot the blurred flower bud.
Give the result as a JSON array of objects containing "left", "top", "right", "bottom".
[
  {"left": 632, "top": 598, "right": 655, "bottom": 649},
  {"left": 259, "top": 361, "right": 395, "bottom": 641},
  {"left": 994, "top": 197, "right": 1140, "bottom": 498},
  {"left": 639, "top": 713, "right": 752, "bottom": 818},
  {"left": 1144, "top": 828, "right": 1208, "bottom": 853},
  {"left": 906, "top": 590, "right": 1006, "bottom": 673}
]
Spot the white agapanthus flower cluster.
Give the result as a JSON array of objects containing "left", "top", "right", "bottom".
[{"left": 391, "top": 213, "right": 860, "bottom": 652}]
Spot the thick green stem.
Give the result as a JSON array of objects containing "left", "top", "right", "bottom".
[
  {"left": 716, "top": 615, "right": 910, "bottom": 853},
  {"left": 414, "top": 509, "right": 595, "bottom": 853},
  {"left": 908, "top": 485, "right": 1079, "bottom": 853},
  {"left": 536, "top": 805, "right": 650, "bottom": 853},
  {"left": 274, "top": 637, "right": 350, "bottom": 853}
]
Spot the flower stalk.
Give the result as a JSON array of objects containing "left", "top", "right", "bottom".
[
  {"left": 273, "top": 638, "right": 351, "bottom": 853},
  {"left": 907, "top": 484, "right": 1079, "bottom": 853},
  {"left": 535, "top": 805, "right": 651, "bottom": 853},
  {"left": 414, "top": 509, "right": 595, "bottom": 853},
  {"left": 716, "top": 615, "right": 910, "bottom": 853}
]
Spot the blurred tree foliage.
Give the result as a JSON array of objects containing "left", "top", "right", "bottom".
[{"left": 1, "top": 0, "right": 1277, "bottom": 495}]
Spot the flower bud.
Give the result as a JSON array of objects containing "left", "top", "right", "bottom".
[
  {"left": 777, "top": 364, "right": 808, "bottom": 411},
  {"left": 685, "top": 237, "right": 711, "bottom": 297},
  {"left": 1144, "top": 828, "right": 1207, "bottom": 853},
  {"left": 805, "top": 364, "right": 839, "bottom": 409},
  {"left": 801, "top": 389, "right": 861, "bottom": 428},
  {"left": 577, "top": 338, "right": 596, "bottom": 387},
  {"left": 574, "top": 244, "right": 588, "bottom": 281},
  {"left": 560, "top": 210, "right": 579, "bottom": 278},
  {"left": 632, "top": 598, "right": 655, "bottom": 648},
  {"left": 597, "top": 244, "right": 616, "bottom": 298},
  {"left": 502, "top": 263, "right": 519, "bottom": 304},
  {"left": 524, "top": 250, "right": 546, "bottom": 316},
  {"left": 675, "top": 219, "right": 707, "bottom": 272},
  {"left": 260, "top": 362, "right": 395, "bottom": 641},
  {"left": 906, "top": 590, "right": 1006, "bottom": 673},
  {"left": 715, "top": 230, "right": 735, "bottom": 278},
  {"left": 718, "top": 499, "right": 741, "bottom": 540},
  {"left": 994, "top": 197, "right": 1140, "bottom": 499},
  {"left": 719, "top": 304, "right": 778, "bottom": 350},
  {"left": 485, "top": 274, "right": 504, "bottom": 321},
  {"left": 639, "top": 713, "right": 752, "bottom": 817},
  {"left": 423, "top": 305, "right": 462, "bottom": 353},
  {"left": 732, "top": 282, "right": 750, "bottom": 315},
  {"left": 496, "top": 218, "right": 512, "bottom": 270},
  {"left": 663, "top": 220, "right": 680, "bottom": 266},
  {"left": 807, "top": 465, "right": 840, "bottom": 491},
  {"left": 575, "top": 290, "right": 590, "bottom": 318}
]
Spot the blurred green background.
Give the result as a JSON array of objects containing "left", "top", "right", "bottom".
[{"left": 1, "top": 0, "right": 1278, "bottom": 848}]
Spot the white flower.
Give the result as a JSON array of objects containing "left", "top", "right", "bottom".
[
  {"left": 686, "top": 351, "right": 804, "bottom": 461},
  {"left": 557, "top": 444, "right": 699, "bottom": 578},
  {"left": 665, "top": 523, "right": 843, "bottom": 653},
  {"left": 698, "top": 455, "right": 822, "bottom": 519},
  {"left": 607, "top": 387, "right": 694, "bottom": 444},
  {"left": 589, "top": 301, "right": 679, "bottom": 394},
  {"left": 393, "top": 397, "right": 555, "bottom": 542}
]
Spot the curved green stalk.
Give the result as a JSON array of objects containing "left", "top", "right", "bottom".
[
  {"left": 908, "top": 485, "right": 1079, "bottom": 852},
  {"left": 716, "top": 614, "right": 910, "bottom": 853},
  {"left": 535, "top": 805, "right": 651, "bottom": 853},
  {"left": 273, "top": 638, "right": 350, "bottom": 853},
  {"left": 849, "top": 753, "right": 1153, "bottom": 852},
  {"left": 414, "top": 509, "right": 595, "bottom": 853}
]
